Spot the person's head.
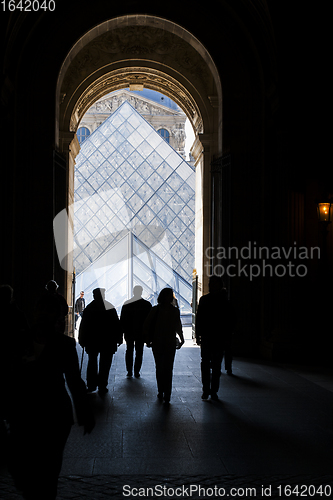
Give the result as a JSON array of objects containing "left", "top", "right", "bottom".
[
  {"left": 80, "top": 291, "right": 84, "bottom": 298},
  {"left": 133, "top": 285, "right": 143, "bottom": 299},
  {"left": 157, "top": 287, "right": 174, "bottom": 305},
  {"left": 208, "top": 275, "right": 224, "bottom": 293},
  {"left": 93, "top": 288, "right": 105, "bottom": 300},
  {"left": 45, "top": 280, "right": 58, "bottom": 293},
  {"left": 0, "top": 284, "right": 14, "bottom": 306}
]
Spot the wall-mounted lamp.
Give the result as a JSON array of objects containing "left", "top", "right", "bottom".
[
  {"left": 316, "top": 197, "right": 332, "bottom": 270},
  {"left": 316, "top": 199, "right": 332, "bottom": 225}
]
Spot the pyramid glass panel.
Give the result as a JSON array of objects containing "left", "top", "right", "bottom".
[{"left": 74, "top": 100, "right": 195, "bottom": 314}]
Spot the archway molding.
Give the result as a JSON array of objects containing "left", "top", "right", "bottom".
[{"left": 67, "top": 66, "right": 203, "bottom": 137}]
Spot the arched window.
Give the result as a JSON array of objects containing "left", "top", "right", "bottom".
[
  {"left": 77, "top": 127, "right": 90, "bottom": 144},
  {"left": 157, "top": 128, "right": 170, "bottom": 143}
]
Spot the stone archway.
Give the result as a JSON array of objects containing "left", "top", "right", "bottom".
[
  {"left": 56, "top": 16, "right": 221, "bottom": 141},
  {"left": 56, "top": 15, "right": 223, "bottom": 301}
]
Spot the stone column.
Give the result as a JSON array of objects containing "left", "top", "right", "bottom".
[
  {"left": 58, "top": 130, "right": 79, "bottom": 336},
  {"left": 191, "top": 133, "right": 213, "bottom": 297}
]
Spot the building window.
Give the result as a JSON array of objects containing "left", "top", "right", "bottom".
[
  {"left": 77, "top": 127, "right": 90, "bottom": 144},
  {"left": 157, "top": 128, "right": 170, "bottom": 143}
]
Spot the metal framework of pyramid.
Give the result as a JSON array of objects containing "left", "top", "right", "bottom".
[{"left": 74, "top": 100, "right": 195, "bottom": 314}]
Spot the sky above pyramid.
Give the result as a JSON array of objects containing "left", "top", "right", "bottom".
[{"left": 74, "top": 100, "right": 195, "bottom": 284}]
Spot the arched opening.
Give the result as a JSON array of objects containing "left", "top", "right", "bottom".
[{"left": 55, "top": 15, "right": 222, "bottom": 314}]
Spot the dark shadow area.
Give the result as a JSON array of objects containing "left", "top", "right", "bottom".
[
  {"left": 199, "top": 398, "right": 333, "bottom": 475},
  {"left": 217, "top": 373, "right": 268, "bottom": 389}
]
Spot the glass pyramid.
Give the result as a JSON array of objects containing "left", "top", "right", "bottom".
[
  {"left": 74, "top": 100, "right": 195, "bottom": 314},
  {"left": 75, "top": 232, "right": 193, "bottom": 316}
]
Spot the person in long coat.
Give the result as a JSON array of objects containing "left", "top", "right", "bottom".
[
  {"left": 143, "top": 288, "right": 184, "bottom": 404},
  {"left": 6, "top": 291, "right": 95, "bottom": 500},
  {"left": 120, "top": 285, "right": 152, "bottom": 377},
  {"left": 195, "top": 275, "right": 235, "bottom": 400},
  {"left": 79, "top": 288, "right": 122, "bottom": 395}
]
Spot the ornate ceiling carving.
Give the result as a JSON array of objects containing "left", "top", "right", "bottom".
[
  {"left": 61, "top": 26, "right": 210, "bottom": 95},
  {"left": 60, "top": 24, "right": 213, "bottom": 135}
]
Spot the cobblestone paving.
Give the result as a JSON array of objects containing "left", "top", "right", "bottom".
[
  {"left": 1, "top": 344, "right": 332, "bottom": 499},
  {"left": 1, "top": 471, "right": 333, "bottom": 499}
]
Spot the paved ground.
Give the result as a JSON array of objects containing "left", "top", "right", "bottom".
[{"left": 1, "top": 328, "right": 333, "bottom": 499}]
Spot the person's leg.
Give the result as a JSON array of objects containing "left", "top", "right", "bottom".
[
  {"left": 35, "top": 422, "right": 72, "bottom": 500},
  {"left": 162, "top": 347, "right": 176, "bottom": 402},
  {"left": 86, "top": 351, "right": 98, "bottom": 391},
  {"left": 125, "top": 339, "right": 134, "bottom": 376},
  {"left": 9, "top": 421, "right": 72, "bottom": 500},
  {"left": 224, "top": 337, "right": 233, "bottom": 374},
  {"left": 210, "top": 350, "right": 223, "bottom": 397},
  {"left": 98, "top": 350, "right": 113, "bottom": 392},
  {"left": 134, "top": 339, "right": 144, "bottom": 376},
  {"left": 152, "top": 348, "right": 164, "bottom": 397},
  {"left": 200, "top": 344, "right": 211, "bottom": 397}
]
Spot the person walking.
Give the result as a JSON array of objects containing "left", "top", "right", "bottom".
[
  {"left": 75, "top": 291, "right": 85, "bottom": 329},
  {"left": 6, "top": 291, "right": 94, "bottom": 500},
  {"left": 195, "top": 275, "right": 235, "bottom": 401},
  {"left": 143, "top": 288, "right": 184, "bottom": 404},
  {"left": 78, "top": 288, "right": 122, "bottom": 396},
  {"left": 120, "top": 286, "right": 152, "bottom": 378}
]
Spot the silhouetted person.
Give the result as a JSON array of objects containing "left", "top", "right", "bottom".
[
  {"left": 143, "top": 287, "right": 184, "bottom": 404},
  {"left": 45, "top": 280, "right": 68, "bottom": 333},
  {"left": 6, "top": 292, "right": 94, "bottom": 500},
  {"left": 120, "top": 285, "right": 152, "bottom": 377},
  {"left": 195, "top": 275, "right": 235, "bottom": 400},
  {"left": 75, "top": 290, "right": 85, "bottom": 328},
  {"left": 79, "top": 288, "right": 122, "bottom": 395}
]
